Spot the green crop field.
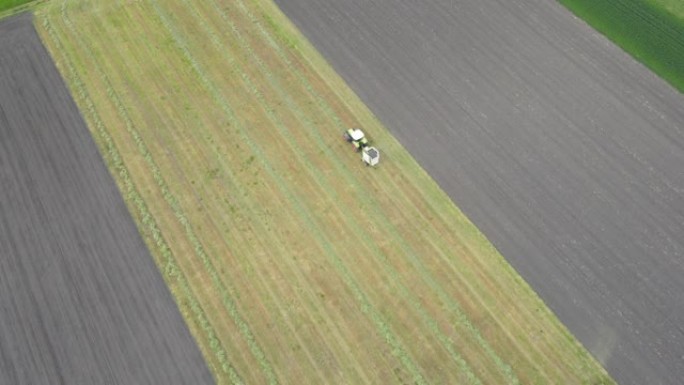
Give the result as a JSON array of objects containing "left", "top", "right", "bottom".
[
  {"left": 0, "top": 0, "right": 34, "bottom": 16},
  {"left": 0, "top": 0, "right": 30, "bottom": 11},
  {"left": 36, "top": 0, "right": 614, "bottom": 384},
  {"left": 558, "top": 0, "right": 684, "bottom": 93},
  {"left": 650, "top": 0, "right": 684, "bottom": 19}
]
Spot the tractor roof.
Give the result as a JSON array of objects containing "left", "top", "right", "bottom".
[{"left": 349, "top": 128, "right": 365, "bottom": 141}]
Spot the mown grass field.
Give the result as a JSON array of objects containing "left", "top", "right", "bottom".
[
  {"left": 36, "top": 0, "right": 614, "bottom": 384},
  {"left": 558, "top": 0, "right": 684, "bottom": 93}
]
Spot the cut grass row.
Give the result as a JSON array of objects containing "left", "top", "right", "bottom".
[
  {"left": 558, "top": 0, "right": 684, "bottom": 93},
  {"left": 36, "top": 0, "right": 615, "bottom": 383}
]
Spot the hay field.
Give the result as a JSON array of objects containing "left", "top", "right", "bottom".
[{"left": 36, "top": 0, "right": 613, "bottom": 383}]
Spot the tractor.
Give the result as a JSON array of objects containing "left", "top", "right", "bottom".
[
  {"left": 344, "top": 128, "right": 379, "bottom": 166},
  {"left": 344, "top": 128, "right": 369, "bottom": 151}
]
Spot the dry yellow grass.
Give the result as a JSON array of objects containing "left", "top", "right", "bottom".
[{"left": 36, "top": 0, "right": 614, "bottom": 384}]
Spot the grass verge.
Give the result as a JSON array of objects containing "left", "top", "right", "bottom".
[
  {"left": 558, "top": 0, "right": 684, "bottom": 93},
  {"left": 35, "top": 0, "right": 615, "bottom": 383},
  {"left": 0, "top": 0, "right": 42, "bottom": 18}
]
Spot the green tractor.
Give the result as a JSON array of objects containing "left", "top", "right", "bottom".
[
  {"left": 344, "top": 128, "right": 379, "bottom": 166},
  {"left": 343, "top": 128, "right": 369, "bottom": 151}
]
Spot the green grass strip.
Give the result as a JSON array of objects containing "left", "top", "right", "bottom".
[
  {"left": 558, "top": 0, "right": 684, "bottom": 93},
  {"left": 0, "top": 0, "right": 30, "bottom": 13},
  {"left": 0, "top": 0, "right": 45, "bottom": 18}
]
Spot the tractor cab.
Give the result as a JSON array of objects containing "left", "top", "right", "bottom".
[{"left": 344, "top": 128, "right": 369, "bottom": 151}]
